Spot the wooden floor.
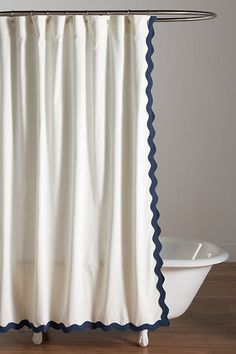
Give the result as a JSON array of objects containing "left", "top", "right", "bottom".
[{"left": 0, "top": 263, "right": 235, "bottom": 353}]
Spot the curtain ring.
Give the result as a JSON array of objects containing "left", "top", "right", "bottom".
[
  {"left": 127, "top": 9, "right": 130, "bottom": 15},
  {"left": 11, "top": 10, "right": 14, "bottom": 17},
  {"left": 85, "top": 10, "right": 88, "bottom": 16},
  {"left": 147, "top": 9, "right": 150, "bottom": 15},
  {"left": 31, "top": 10, "right": 34, "bottom": 17}
]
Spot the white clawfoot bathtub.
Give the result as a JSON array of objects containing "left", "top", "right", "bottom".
[{"left": 138, "top": 236, "right": 229, "bottom": 347}]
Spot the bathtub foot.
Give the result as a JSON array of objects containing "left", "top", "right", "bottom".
[
  {"left": 32, "top": 332, "right": 43, "bottom": 345},
  {"left": 138, "top": 330, "right": 149, "bottom": 347}
]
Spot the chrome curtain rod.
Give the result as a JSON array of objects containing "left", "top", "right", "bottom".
[{"left": 0, "top": 10, "right": 217, "bottom": 22}]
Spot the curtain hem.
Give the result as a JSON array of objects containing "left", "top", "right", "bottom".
[{"left": 0, "top": 318, "right": 169, "bottom": 333}]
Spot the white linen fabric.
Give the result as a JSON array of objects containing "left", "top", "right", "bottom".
[{"left": 0, "top": 15, "right": 168, "bottom": 331}]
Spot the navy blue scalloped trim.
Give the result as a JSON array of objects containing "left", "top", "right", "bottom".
[
  {"left": 145, "top": 16, "right": 169, "bottom": 326},
  {"left": 0, "top": 318, "right": 169, "bottom": 334},
  {"left": 0, "top": 16, "right": 169, "bottom": 334}
]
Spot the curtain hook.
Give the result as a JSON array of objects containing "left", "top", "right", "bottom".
[
  {"left": 127, "top": 9, "right": 130, "bottom": 16},
  {"left": 11, "top": 10, "right": 15, "bottom": 25},
  {"left": 65, "top": 11, "right": 69, "bottom": 22},
  {"left": 30, "top": 10, "right": 34, "bottom": 18},
  {"left": 46, "top": 10, "right": 50, "bottom": 23},
  {"left": 106, "top": 10, "right": 110, "bottom": 25},
  {"left": 84, "top": 9, "right": 88, "bottom": 23},
  {"left": 147, "top": 9, "right": 150, "bottom": 15}
]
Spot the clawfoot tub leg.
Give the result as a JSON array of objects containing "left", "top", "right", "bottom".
[
  {"left": 138, "top": 330, "right": 149, "bottom": 347},
  {"left": 32, "top": 332, "right": 43, "bottom": 345}
]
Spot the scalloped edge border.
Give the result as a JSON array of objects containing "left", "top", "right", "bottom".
[
  {"left": 145, "top": 16, "right": 169, "bottom": 326},
  {"left": 0, "top": 16, "right": 169, "bottom": 334}
]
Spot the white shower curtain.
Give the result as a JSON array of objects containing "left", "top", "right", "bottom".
[{"left": 0, "top": 14, "right": 169, "bottom": 332}]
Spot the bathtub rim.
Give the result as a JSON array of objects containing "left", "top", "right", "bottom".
[{"left": 159, "top": 236, "right": 229, "bottom": 268}]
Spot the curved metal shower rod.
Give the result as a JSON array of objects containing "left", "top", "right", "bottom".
[{"left": 0, "top": 10, "right": 217, "bottom": 22}]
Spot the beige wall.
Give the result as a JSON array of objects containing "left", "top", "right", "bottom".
[{"left": 1, "top": 0, "right": 236, "bottom": 260}]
